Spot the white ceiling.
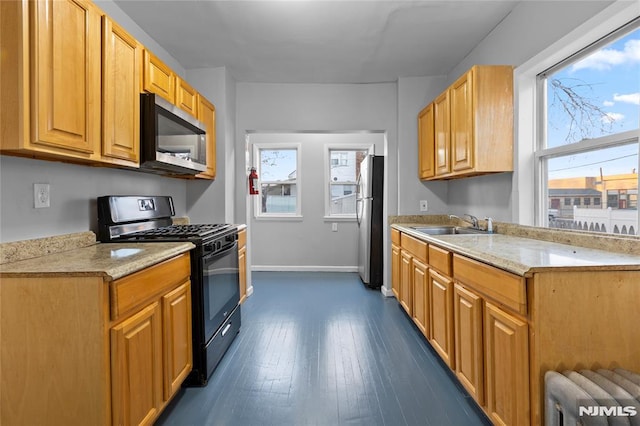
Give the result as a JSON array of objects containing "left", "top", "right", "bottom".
[{"left": 114, "top": 0, "right": 524, "bottom": 84}]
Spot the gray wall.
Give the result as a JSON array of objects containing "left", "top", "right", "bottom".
[
  {"left": 396, "top": 76, "right": 449, "bottom": 215},
  {"left": 236, "top": 83, "right": 397, "bottom": 278},
  {"left": 0, "top": 0, "right": 191, "bottom": 243},
  {"left": 185, "top": 67, "right": 233, "bottom": 225},
  {"left": 0, "top": 156, "right": 186, "bottom": 242},
  {"left": 443, "top": 0, "right": 613, "bottom": 222},
  {"left": 248, "top": 132, "right": 385, "bottom": 270}
]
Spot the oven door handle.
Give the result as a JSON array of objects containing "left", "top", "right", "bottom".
[{"left": 203, "top": 240, "right": 238, "bottom": 262}]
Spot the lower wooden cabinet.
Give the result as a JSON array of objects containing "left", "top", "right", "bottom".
[
  {"left": 428, "top": 268, "right": 454, "bottom": 368},
  {"left": 453, "top": 283, "right": 484, "bottom": 404},
  {"left": 162, "top": 282, "right": 193, "bottom": 398},
  {"left": 484, "top": 301, "right": 529, "bottom": 426},
  {"left": 391, "top": 243, "right": 401, "bottom": 299},
  {"left": 0, "top": 252, "right": 192, "bottom": 426},
  {"left": 411, "top": 258, "right": 429, "bottom": 336},
  {"left": 391, "top": 227, "right": 640, "bottom": 426},
  {"left": 111, "top": 302, "right": 164, "bottom": 426},
  {"left": 400, "top": 250, "right": 413, "bottom": 315},
  {"left": 238, "top": 228, "right": 247, "bottom": 303}
]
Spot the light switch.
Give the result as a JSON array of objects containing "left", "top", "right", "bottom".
[{"left": 332, "top": 223, "right": 338, "bottom": 232}]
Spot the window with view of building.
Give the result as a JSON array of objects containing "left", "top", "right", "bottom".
[
  {"left": 325, "top": 147, "right": 371, "bottom": 217},
  {"left": 253, "top": 144, "right": 301, "bottom": 217},
  {"left": 537, "top": 19, "right": 639, "bottom": 236}
]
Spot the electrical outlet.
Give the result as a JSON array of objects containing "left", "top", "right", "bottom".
[
  {"left": 34, "top": 183, "right": 50, "bottom": 208},
  {"left": 332, "top": 223, "right": 338, "bottom": 232},
  {"left": 419, "top": 200, "right": 428, "bottom": 212}
]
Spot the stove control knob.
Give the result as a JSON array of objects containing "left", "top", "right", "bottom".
[{"left": 216, "top": 241, "right": 222, "bottom": 250}]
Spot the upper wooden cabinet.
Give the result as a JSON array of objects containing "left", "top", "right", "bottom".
[
  {"left": 176, "top": 77, "right": 199, "bottom": 118},
  {"left": 142, "top": 49, "right": 175, "bottom": 104},
  {"left": 102, "top": 16, "right": 142, "bottom": 166},
  {"left": 1, "top": 0, "right": 102, "bottom": 162},
  {"left": 196, "top": 95, "right": 217, "bottom": 179},
  {"left": 417, "top": 103, "right": 435, "bottom": 179},
  {"left": 419, "top": 65, "right": 514, "bottom": 180}
]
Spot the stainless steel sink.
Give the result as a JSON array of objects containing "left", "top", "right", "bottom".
[{"left": 410, "top": 225, "right": 490, "bottom": 235}]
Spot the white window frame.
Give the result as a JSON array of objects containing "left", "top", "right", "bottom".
[
  {"left": 514, "top": 1, "right": 640, "bottom": 228},
  {"left": 252, "top": 142, "right": 303, "bottom": 220},
  {"left": 323, "top": 144, "right": 374, "bottom": 220}
]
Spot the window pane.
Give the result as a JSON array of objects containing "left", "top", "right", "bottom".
[
  {"left": 545, "top": 27, "right": 640, "bottom": 148},
  {"left": 260, "top": 149, "right": 297, "bottom": 182},
  {"left": 260, "top": 183, "right": 297, "bottom": 214},
  {"left": 330, "top": 150, "right": 368, "bottom": 182},
  {"left": 329, "top": 183, "right": 357, "bottom": 214},
  {"left": 546, "top": 143, "right": 639, "bottom": 235}
]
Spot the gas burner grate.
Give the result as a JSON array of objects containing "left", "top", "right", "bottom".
[{"left": 128, "top": 224, "right": 231, "bottom": 239}]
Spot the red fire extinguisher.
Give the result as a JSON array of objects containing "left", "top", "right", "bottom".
[{"left": 248, "top": 167, "right": 259, "bottom": 195}]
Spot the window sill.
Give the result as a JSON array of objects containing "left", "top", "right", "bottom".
[
  {"left": 323, "top": 216, "right": 357, "bottom": 222},
  {"left": 254, "top": 215, "right": 303, "bottom": 222}
]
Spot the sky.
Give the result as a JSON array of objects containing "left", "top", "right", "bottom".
[{"left": 546, "top": 26, "right": 639, "bottom": 180}]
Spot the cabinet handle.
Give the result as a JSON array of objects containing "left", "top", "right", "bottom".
[{"left": 221, "top": 323, "right": 232, "bottom": 337}]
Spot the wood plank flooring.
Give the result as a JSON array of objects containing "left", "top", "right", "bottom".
[{"left": 156, "top": 272, "right": 491, "bottom": 426}]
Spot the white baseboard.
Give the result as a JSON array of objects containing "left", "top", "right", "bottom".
[
  {"left": 380, "top": 286, "right": 395, "bottom": 297},
  {"left": 251, "top": 265, "right": 359, "bottom": 273}
]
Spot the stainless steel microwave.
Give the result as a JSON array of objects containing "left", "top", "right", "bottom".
[{"left": 140, "top": 93, "right": 207, "bottom": 175}]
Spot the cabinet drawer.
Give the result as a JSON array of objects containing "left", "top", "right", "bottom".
[
  {"left": 401, "top": 233, "right": 427, "bottom": 263},
  {"left": 391, "top": 228, "right": 401, "bottom": 245},
  {"left": 111, "top": 253, "right": 190, "bottom": 320},
  {"left": 429, "top": 245, "right": 452, "bottom": 276},
  {"left": 453, "top": 254, "right": 526, "bottom": 315}
]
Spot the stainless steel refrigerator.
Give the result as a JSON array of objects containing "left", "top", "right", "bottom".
[{"left": 356, "top": 155, "right": 384, "bottom": 289}]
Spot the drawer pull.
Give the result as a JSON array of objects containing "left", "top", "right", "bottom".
[{"left": 221, "top": 323, "right": 232, "bottom": 337}]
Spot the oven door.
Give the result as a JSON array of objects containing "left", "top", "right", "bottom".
[{"left": 202, "top": 240, "right": 240, "bottom": 342}]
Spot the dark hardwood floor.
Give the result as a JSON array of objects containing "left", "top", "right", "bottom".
[{"left": 156, "top": 272, "right": 491, "bottom": 426}]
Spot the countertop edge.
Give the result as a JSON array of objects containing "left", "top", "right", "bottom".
[
  {"left": 392, "top": 224, "right": 640, "bottom": 276},
  {"left": 0, "top": 242, "right": 195, "bottom": 281}
]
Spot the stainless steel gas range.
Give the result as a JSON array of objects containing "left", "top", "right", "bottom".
[{"left": 97, "top": 195, "right": 240, "bottom": 386}]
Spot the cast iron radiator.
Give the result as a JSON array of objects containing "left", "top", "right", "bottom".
[{"left": 544, "top": 369, "right": 640, "bottom": 425}]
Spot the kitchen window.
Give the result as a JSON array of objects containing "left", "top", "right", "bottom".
[
  {"left": 324, "top": 145, "right": 372, "bottom": 218},
  {"left": 535, "top": 18, "right": 639, "bottom": 235},
  {"left": 253, "top": 143, "right": 302, "bottom": 218}
]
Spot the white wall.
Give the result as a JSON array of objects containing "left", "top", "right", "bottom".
[{"left": 236, "top": 83, "right": 397, "bottom": 283}]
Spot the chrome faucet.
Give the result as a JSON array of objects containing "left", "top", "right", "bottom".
[{"left": 449, "top": 214, "right": 480, "bottom": 229}]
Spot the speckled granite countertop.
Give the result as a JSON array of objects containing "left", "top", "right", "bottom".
[
  {"left": 0, "top": 241, "right": 194, "bottom": 280},
  {"left": 392, "top": 222, "right": 640, "bottom": 277}
]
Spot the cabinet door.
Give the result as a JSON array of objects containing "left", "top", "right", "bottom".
[
  {"left": 450, "top": 69, "right": 474, "bottom": 172},
  {"left": 162, "top": 282, "right": 192, "bottom": 400},
  {"left": 102, "top": 16, "right": 141, "bottom": 164},
  {"left": 484, "top": 302, "right": 529, "bottom": 426},
  {"left": 238, "top": 245, "right": 247, "bottom": 304},
  {"left": 418, "top": 103, "right": 435, "bottom": 179},
  {"left": 111, "top": 302, "right": 163, "bottom": 426},
  {"left": 196, "top": 95, "right": 217, "bottom": 179},
  {"left": 454, "top": 284, "right": 484, "bottom": 404},
  {"left": 391, "top": 243, "right": 401, "bottom": 300},
  {"left": 433, "top": 91, "right": 450, "bottom": 176},
  {"left": 429, "top": 268, "right": 454, "bottom": 367},
  {"left": 143, "top": 50, "right": 175, "bottom": 103},
  {"left": 31, "top": 0, "right": 101, "bottom": 157},
  {"left": 176, "top": 77, "right": 198, "bottom": 118},
  {"left": 400, "top": 250, "right": 413, "bottom": 315},
  {"left": 412, "top": 258, "right": 429, "bottom": 337}
]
